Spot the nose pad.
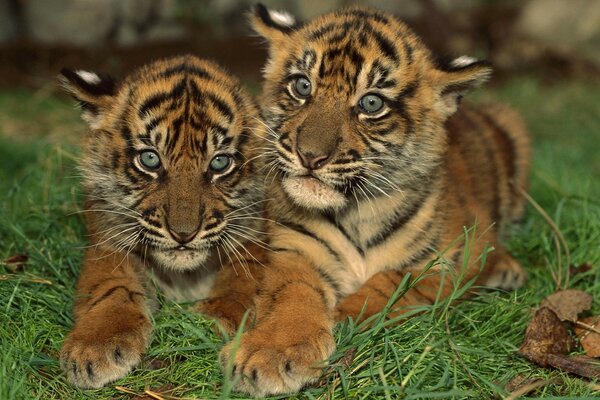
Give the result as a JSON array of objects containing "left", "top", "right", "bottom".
[
  {"left": 297, "top": 148, "right": 332, "bottom": 170},
  {"left": 168, "top": 227, "right": 199, "bottom": 245}
]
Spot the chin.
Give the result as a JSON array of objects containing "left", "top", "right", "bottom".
[
  {"left": 150, "top": 247, "right": 210, "bottom": 271},
  {"left": 282, "top": 176, "right": 347, "bottom": 211}
]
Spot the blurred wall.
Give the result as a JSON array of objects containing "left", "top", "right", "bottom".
[{"left": 0, "top": 0, "right": 598, "bottom": 88}]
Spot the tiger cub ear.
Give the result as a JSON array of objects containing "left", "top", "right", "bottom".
[
  {"left": 249, "top": 3, "right": 299, "bottom": 44},
  {"left": 59, "top": 68, "right": 117, "bottom": 129},
  {"left": 430, "top": 56, "right": 492, "bottom": 117}
]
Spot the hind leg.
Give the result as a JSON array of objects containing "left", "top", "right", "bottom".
[{"left": 483, "top": 246, "right": 527, "bottom": 290}]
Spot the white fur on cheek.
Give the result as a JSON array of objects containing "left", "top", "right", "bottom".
[
  {"left": 76, "top": 70, "right": 101, "bottom": 85},
  {"left": 450, "top": 56, "right": 478, "bottom": 68},
  {"left": 282, "top": 176, "right": 347, "bottom": 211},
  {"left": 268, "top": 9, "right": 296, "bottom": 27}
]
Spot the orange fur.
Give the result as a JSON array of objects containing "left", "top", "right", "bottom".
[
  {"left": 221, "top": 5, "right": 531, "bottom": 396},
  {"left": 59, "top": 56, "right": 267, "bottom": 388}
]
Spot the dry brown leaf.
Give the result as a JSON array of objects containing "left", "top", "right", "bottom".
[
  {"left": 2, "top": 253, "right": 28, "bottom": 273},
  {"left": 505, "top": 376, "right": 555, "bottom": 400},
  {"left": 546, "top": 354, "right": 600, "bottom": 380},
  {"left": 505, "top": 374, "right": 527, "bottom": 392},
  {"left": 144, "top": 357, "right": 169, "bottom": 371},
  {"left": 132, "top": 385, "right": 176, "bottom": 400},
  {"left": 540, "top": 289, "right": 592, "bottom": 322},
  {"left": 574, "top": 316, "right": 600, "bottom": 357},
  {"left": 340, "top": 347, "right": 357, "bottom": 370},
  {"left": 519, "top": 307, "right": 575, "bottom": 367}
]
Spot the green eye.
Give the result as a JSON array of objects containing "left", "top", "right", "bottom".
[
  {"left": 209, "top": 155, "right": 232, "bottom": 173},
  {"left": 139, "top": 150, "right": 161, "bottom": 170},
  {"left": 359, "top": 94, "right": 385, "bottom": 114},
  {"left": 293, "top": 77, "right": 312, "bottom": 98}
]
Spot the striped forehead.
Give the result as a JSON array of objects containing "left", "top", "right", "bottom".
[
  {"left": 125, "top": 61, "right": 241, "bottom": 160},
  {"left": 289, "top": 10, "right": 416, "bottom": 92}
]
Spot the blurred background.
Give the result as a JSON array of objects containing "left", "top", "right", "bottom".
[
  {"left": 0, "top": 0, "right": 599, "bottom": 89},
  {"left": 1, "top": 2, "right": 599, "bottom": 398}
]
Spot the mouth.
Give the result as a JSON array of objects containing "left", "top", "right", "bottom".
[
  {"left": 282, "top": 175, "right": 347, "bottom": 211},
  {"left": 298, "top": 175, "right": 327, "bottom": 190},
  {"left": 175, "top": 245, "right": 194, "bottom": 251},
  {"left": 150, "top": 245, "right": 209, "bottom": 271}
]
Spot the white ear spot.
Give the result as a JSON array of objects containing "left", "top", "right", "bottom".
[
  {"left": 450, "top": 56, "right": 478, "bottom": 68},
  {"left": 76, "top": 70, "right": 101, "bottom": 85},
  {"left": 268, "top": 9, "right": 296, "bottom": 27}
]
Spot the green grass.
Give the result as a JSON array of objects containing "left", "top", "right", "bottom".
[{"left": 1, "top": 77, "right": 599, "bottom": 399}]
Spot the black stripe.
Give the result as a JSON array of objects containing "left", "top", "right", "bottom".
[
  {"left": 466, "top": 110, "right": 501, "bottom": 223},
  {"left": 300, "top": 49, "right": 317, "bottom": 71},
  {"left": 144, "top": 115, "right": 165, "bottom": 133},
  {"left": 342, "top": 9, "right": 390, "bottom": 25},
  {"left": 403, "top": 42, "right": 414, "bottom": 65},
  {"left": 278, "top": 131, "right": 292, "bottom": 150},
  {"left": 141, "top": 227, "right": 163, "bottom": 238},
  {"left": 394, "top": 222, "right": 442, "bottom": 270},
  {"left": 280, "top": 221, "right": 342, "bottom": 263},
  {"left": 366, "top": 191, "right": 432, "bottom": 248},
  {"left": 327, "top": 24, "right": 352, "bottom": 44},
  {"left": 89, "top": 285, "right": 144, "bottom": 308},
  {"left": 138, "top": 79, "right": 186, "bottom": 118},
  {"left": 145, "top": 217, "right": 162, "bottom": 229},
  {"left": 165, "top": 116, "right": 183, "bottom": 155},
  {"left": 206, "top": 93, "right": 234, "bottom": 122},
  {"left": 370, "top": 29, "right": 398, "bottom": 62},
  {"left": 371, "top": 286, "right": 389, "bottom": 300},
  {"left": 397, "top": 81, "right": 419, "bottom": 100},
  {"left": 396, "top": 243, "right": 438, "bottom": 270},
  {"left": 315, "top": 268, "right": 342, "bottom": 298},
  {"left": 308, "top": 23, "right": 337, "bottom": 40},
  {"left": 323, "top": 213, "right": 364, "bottom": 257},
  {"left": 158, "top": 63, "right": 210, "bottom": 80},
  {"left": 349, "top": 48, "right": 365, "bottom": 91},
  {"left": 138, "top": 93, "right": 169, "bottom": 118}
]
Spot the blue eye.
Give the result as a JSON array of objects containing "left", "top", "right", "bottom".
[
  {"left": 293, "top": 77, "right": 312, "bottom": 98},
  {"left": 358, "top": 94, "right": 384, "bottom": 114},
  {"left": 209, "top": 155, "right": 232, "bottom": 173},
  {"left": 139, "top": 150, "right": 161, "bottom": 170}
]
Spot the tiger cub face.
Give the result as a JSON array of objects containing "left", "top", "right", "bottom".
[
  {"left": 61, "top": 56, "right": 264, "bottom": 271},
  {"left": 251, "top": 5, "right": 491, "bottom": 211}
]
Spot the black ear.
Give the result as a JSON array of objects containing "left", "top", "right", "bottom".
[
  {"left": 249, "top": 3, "right": 299, "bottom": 42},
  {"left": 430, "top": 56, "right": 492, "bottom": 117},
  {"left": 59, "top": 68, "right": 117, "bottom": 128}
]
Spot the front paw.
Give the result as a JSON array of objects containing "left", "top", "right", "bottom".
[
  {"left": 335, "top": 297, "right": 363, "bottom": 322},
  {"left": 60, "top": 311, "right": 151, "bottom": 389},
  {"left": 195, "top": 296, "right": 254, "bottom": 336},
  {"left": 220, "top": 325, "right": 336, "bottom": 396}
]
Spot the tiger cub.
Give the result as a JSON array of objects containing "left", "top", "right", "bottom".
[
  {"left": 59, "top": 55, "right": 267, "bottom": 388},
  {"left": 219, "top": 5, "right": 530, "bottom": 396}
]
